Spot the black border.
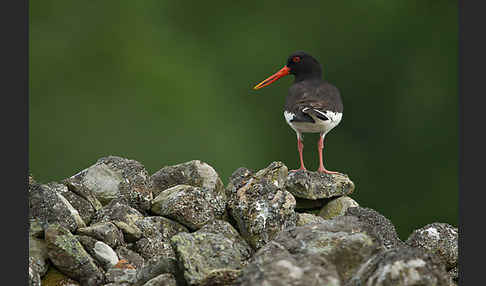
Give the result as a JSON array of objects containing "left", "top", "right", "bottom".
[
  {"left": 1, "top": 0, "right": 29, "bottom": 283},
  {"left": 459, "top": 0, "right": 485, "bottom": 284}
]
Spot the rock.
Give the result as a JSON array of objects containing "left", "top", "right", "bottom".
[
  {"left": 285, "top": 170, "right": 354, "bottom": 200},
  {"left": 141, "top": 273, "right": 177, "bottom": 286},
  {"left": 29, "top": 182, "right": 86, "bottom": 233},
  {"left": 94, "top": 241, "right": 119, "bottom": 269},
  {"left": 406, "top": 222, "right": 458, "bottom": 271},
  {"left": 151, "top": 184, "right": 226, "bottom": 230},
  {"left": 448, "top": 266, "right": 458, "bottom": 283},
  {"left": 112, "top": 221, "right": 142, "bottom": 243},
  {"left": 296, "top": 212, "right": 327, "bottom": 226},
  {"left": 150, "top": 159, "right": 224, "bottom": 197},
  {"left": 45, "top": 224, "right": 104, "bottom": 286},
  {"left": 250, "top": 216, "right": 383, "bottom": 282},
  {"left": 237, "top": 247, "right": 341, "bottom": 286},
  {"left": 64, "top": 156, "right": 153, "bottom": 212},
  {"left": 132, "top": 216, "right": 188, "bottom": 285},
  {"left": 319, "top": 196, "right": 359, "bottom": 219},
  {"left": 41, "top": 267, "right": 81, "bottom": 286},
  {"left": 347, "top": 246, "right": 452, "bottom": 286},
  {"left": 77, "top": 222, "right": 125, "bottom": 248},
  {"left": 106, "top": 267, "right": 137, "bottom": 284},
  {"left": 29, "top": 218, "right": 45, "bottom": 238},
  {"left": 29, "top": 236, "right": 49, "bottom": 278},
  {"left": 198, "top": 220, "right": 252, "bottom": 251},
  {"left": 91, "top": 198, "right": 145, "bottom": 240},
  {"left": 45, "top": 182, "right": 96, "bottom": 225},
  {"left": 226, "top": 162, "right": 297, "bottom": 250},
  {"left": 171, "top": 222, "right": 252, "bottom": 286},
  {"left": 345, "top": 206, "right": 405, "bottom": 250},
  {"left": 29, "top": 265, "right": 42, "bottom": 286},
  {"left": 115, "top": 246, "right": 145, "bottom": 270}
]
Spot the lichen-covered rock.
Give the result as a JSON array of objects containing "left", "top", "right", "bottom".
[
  {"left": 347, "top": 247, "right": 452, "bottom": 286},
  {"left": 319, "top": 196, "right": 359, "bottom": 219},
  {"left": 29, "top": 218, "right": 45, "bottom": 238},
  {"left": 285, "top": 170, "right": 354, "bottom": 200},
  {"left": 296, "top": 212, "right": 327, "bottom": 226},
  {"left": 345, "top": 206, "right": 405, "bottom": 250},
  {"left": 406, "top": 223, "right": 458, "bottom": 271},
  {"left": 237, "top": 247, "right": 341, "bottom": 286},
  {"left": 115, "top": 246, "right": 145, "bottom": 270},
  {"left": 91, "top": 198, "right": 145, "bottom": 241},
  {"left": 41, "top": 267, "right": 81, "bottom": 286},
  {"left": 252, "top": 216, "right": 383, "bottom": 282},
  {"left": 29, "top": 182, "right": 86, "bottom": 233},
  {"left": 151, "top": 184, "right": 226, "bottom": 230},
  {"left": 105, "top": 267, "right": 137, "bottom": 284},
  {"left": 150, "top": 160, "right": 224, "bottom": 197},
  {"left": 77, "top": 222, "right": 125, "bottom": 249},
  {"left": 45, "top": 182, "right": 96, "bottom": 225},
  {"left": 171, "top": 222, "right": 252, "bottom": 286},
  {"left": 131, "top": 216, "right": 188, "bottom": 285},
  {"left": 29, "top": 236, "right": 49, "bottom": 281},
  {"left": 198, "top": 220, "right": 252, "bottom": 252},
  {"left": 45, "top": 224, "right": 104, "bottom": 286},
  {"left": 64, "top": 156, "right": 153, "bottom": 212},
  {"left": 142, "top": 273, "right": 177, "bottom": 286},
  {"left": 112, "top": 221, "right": 142, "bottom": 243},
  {"left": 226, "top": 162, "right": 297, "bottom": 250}
]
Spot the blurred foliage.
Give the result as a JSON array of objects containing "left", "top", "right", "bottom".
[{"left": 30, "top": 0, "right": 458, "bottom": 239}]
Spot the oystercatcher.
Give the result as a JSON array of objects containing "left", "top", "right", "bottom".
[{"left": 253, "top": 51, "right": 343, "bottom": 174}]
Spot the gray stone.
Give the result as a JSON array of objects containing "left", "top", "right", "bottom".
[
  {"left": 112, "top": 221, "right": 142, "bottom": 243},
  {"left": 294, "top": 197, "right": 328, "bottom": 210},
  {"left": 115, "top": 246, "right": 145, "bottom": 270},
  {"left": 29, "top": 236, "right": 49, "bottom": 278},
  {"left": 406, "top": 222, "right": 458, "bottom": 271},
  {"left": 78, "top": 222, "right": 125, "bottom": 249},
  {"left": 237, "top": 247, "right": 341, "bottom": 286},
  {"left": 285, "top": 170, "right": 355, "bottom": 200},
  {"left": 94, "top": 241, "right": 119, "bottom": 268},
  {"left": 226, "top": 162, "right": 297, "bottom": 250},
  {"left": 296, "top": 212, "right": 327, "bottom": 226},
  {"left": 131, "top": 216, "right": 188, "bottom": 285},
  {"left": 65, "top": 156, "right": 153, "bottom": 212},
  {"left": 141, "top": 273, "right": 177, "bottom": 286},
  {"left": 252, "top": 216, "right": 383, "bottom": 282},
  {"left": 106, "top": 267, "right": 138, "bottom": 284},
  {"left": 347, "top": 246, "right": 452, "bottom": 286},
  {"left": 345, "top": 206, "right": 405, "bottom": 250},
  {"left": 171, "top": 225, "right": 252, "bottom": 286},
  {"left": 319, "top": 196, "right": 359, "bottom": 219},
  {"left": 29, "top": 218, "right": 45, "bottom": 238},
  {"left": 150, "top": 159, "right": 224, "bottom": 197},
  {"left": 29, "top": 182, "right": 86, "bottom": 233},
  {"left": 45, "top": 224, "right": 104, "bottom": 286},
  {"left": 91, "top": 198, "right": 145, "bottom": 234},
  {"left": 45, "top": 181, "right": 96, "bottom": 225},
  {"left": 151, "top": 184, "right": 226, "bottom": 230}
]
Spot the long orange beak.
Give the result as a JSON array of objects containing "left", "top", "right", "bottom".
[{"left": 253, "top": 66, "right": 291, "bottom": 90}]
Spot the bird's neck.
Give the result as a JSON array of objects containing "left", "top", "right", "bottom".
[{"left": 294, "top": 71, "right": 322, "bottom": 83}]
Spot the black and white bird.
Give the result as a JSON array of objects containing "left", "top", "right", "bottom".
[{"left": 253, "top": 51, "right": 343, "bottom": 174}]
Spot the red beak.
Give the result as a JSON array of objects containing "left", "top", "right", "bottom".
[{"left": 253, "top": 66, "right": 291, "bottom": 90}]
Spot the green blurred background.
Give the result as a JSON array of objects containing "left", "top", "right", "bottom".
[{"left": 29, "top": 1, "right": 458, "bottom": 240}]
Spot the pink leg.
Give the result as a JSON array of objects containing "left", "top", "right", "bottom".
[
  {"left": 290, "top": 137, "right": 306, "bottom": 172},
  {"left": 317, "top": 135, "right": 339, "bottom": 174}
]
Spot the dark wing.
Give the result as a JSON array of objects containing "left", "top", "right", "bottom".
[{"left": 285, "top": 81, "right": 343, "bottom": 123}]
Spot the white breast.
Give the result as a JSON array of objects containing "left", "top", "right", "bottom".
[{"left": 283, "top": 110, "right": 342, "bottom": 135}]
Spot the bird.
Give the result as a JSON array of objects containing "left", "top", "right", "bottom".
[{"left": 253, "top": 51, "right": 343, "bottom": 174}]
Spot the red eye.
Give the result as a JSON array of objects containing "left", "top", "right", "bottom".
[{"left": 292, "top": 56, "right": 301, "bottom": 63}]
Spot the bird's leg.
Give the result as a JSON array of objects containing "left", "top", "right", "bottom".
[
  {"left": 317, "top": 133, "right": 339, "bottom": 174},
  {"left": 290, "top": 134, "right": 306, "bottom": 172}
]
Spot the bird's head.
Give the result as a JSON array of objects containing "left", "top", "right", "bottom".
[{"left": 253, "top": 51, "right": 322, "bottom": 90}]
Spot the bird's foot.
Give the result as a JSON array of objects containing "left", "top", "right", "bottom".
[{"left": 317, "top": 167, "right": 339, "bottom": 175}]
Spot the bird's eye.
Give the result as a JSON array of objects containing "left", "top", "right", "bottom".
[{"left": 292, "top": 56, "right": 301, "bottom": 63}]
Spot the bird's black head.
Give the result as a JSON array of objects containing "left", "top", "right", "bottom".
[
  {"left": 253, "top": 51, "right": 323, "bottom": 90},
  {"left": 286, "top": 51, "right": 322, "bottom": 81}
]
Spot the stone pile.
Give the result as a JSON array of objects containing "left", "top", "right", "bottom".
[{"left": 29, "top": 156, "right": 458, "bottom": 286}]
